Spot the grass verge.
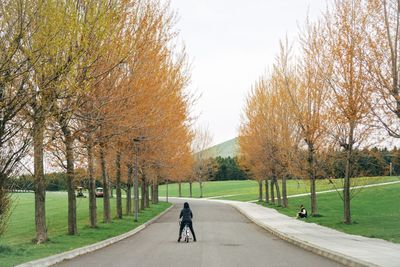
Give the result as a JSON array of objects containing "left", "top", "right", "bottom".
[
  {"left": 0, "top": 192, "right": 171, "bottom": 267},
  {"left": 259, "top": 183, "right": 400, "bottom": 244},
  {"left": 158, "top": 176, "right": 399, "bottom": 201}
]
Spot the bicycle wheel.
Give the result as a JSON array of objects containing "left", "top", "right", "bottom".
[{"left": 184, "top": 226, "right": 189, "bottom": 242}]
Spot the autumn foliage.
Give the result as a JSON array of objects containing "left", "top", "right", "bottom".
[
  {"left": 0, "top": 0, "right": 193, "bottom": 242},
  {"left": 239, "top": 0, "right": 399, "bottom": 224}
]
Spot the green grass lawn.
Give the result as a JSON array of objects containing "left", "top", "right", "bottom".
[
  {"left": 159, "top": 176, "right": 400, "bottom": 244},
  {"left": 0, "top": 192, "right": 171, "bottom": 267},
  {"left": 260, "top": 182, "right": 400, "bottom": 244},
  {"left": 159, "top": 176, "right": 399, "bottom": 201}
]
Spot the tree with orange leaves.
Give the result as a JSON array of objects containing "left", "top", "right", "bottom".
[
  {"left": 321, "top": 0, "right": 373, "bottom": 224},
  {"left": 239, "top": 69, "right": 299, "bottom": 207},
  {"left": 239, "top": 78, "right": 272, "bottom": 203},
  {"left": 277, "top": 29, "right": 328, "bottom": 215}
]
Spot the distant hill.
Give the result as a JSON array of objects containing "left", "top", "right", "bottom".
[{"left": 200, "top": 138, "right": 239, "bottom": 158}]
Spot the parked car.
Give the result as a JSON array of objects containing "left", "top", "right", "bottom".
[{"left": 95, "top": 187, "right": 104, "bottom": 198}]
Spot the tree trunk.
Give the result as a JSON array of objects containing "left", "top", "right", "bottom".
[
  {"left": 282, "top": 175, "right": 288, "bottom": 208},
  {"left": 344, "top": 151, "right": 352, "bottom": 224},
  {"left": 133, "top": 161, "right": 139, "bottom": 222},
  {"left": 308, "top": 143, "right": 318, "bottom": 216},
  {"left": 258, "top": 180, "right": 263, "bottom": 202},
  {"left": 199, "top": 175, "right": 203, "bottom": 198},
  {"left": 199, "top": 181, "right": 203, "bottom": 198},
  {"left": 155, "top": 182, "right": 159, "bottom": 203},
  {"left": 150, "top": 182, "right": 154, "bottom": 203},
  {"left": 100, "top": 143, "right": 111, "bottom": 223},
  {"left": 264, "top": 178, "right": 269, "bottom": 204},
  {"left": 115, "top": 152, "right": 122, "bottom": 219},
  {"left": 270, "top": 179, "right": 275, "bottom": 204},
  {"left": 274, "top": 176, "right": 282, "bottom": 206},
  {"left": 166, "top": 178, "right": 169, "bottom": 202},
  {"left": 140, "top": 177, "right": 145, "bottom": 210},
  {"left": 145, "top": 180, "right": 150, "bottom": 208},
  {"left": 189, "top": 180, "right": 192, "bottom": 197},
  {"left": 343, "top": 123, "right": 354, "bottom": 224},
  {"left": 152, "top": 181, "right": 158, "bottom": 204},
  {"left": 126, "top": 165, "right": 133, "bottom": 215},
  {"left": 110, "top": 183, "right": 113, "bottom": 198},
  {"left": 62, "top": 124, "right": 78, "bottom": 235},
  {"left": 33, "top": 117, "right": 47, "bottom": 243},
  {"left": 178, "top": 181, "right": 182, "bottom": 197},
  {"left": 87, "top": 138, "right": 96, "bottom": 227}
]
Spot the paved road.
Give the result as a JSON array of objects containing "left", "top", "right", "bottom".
[{"left": 57, "top": 199, "right": 343, "bottom": 267}]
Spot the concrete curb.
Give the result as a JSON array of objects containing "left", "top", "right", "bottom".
[
  {"left": 229, "top": 202, "right": 378, "bottom": 267},
  {"left": 17, "top": 204, "right": 174, "bottom": 267}
]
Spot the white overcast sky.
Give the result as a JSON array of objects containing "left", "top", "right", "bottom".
[{"left": 170, "top": 0, "right": 328, "bottom": 145}]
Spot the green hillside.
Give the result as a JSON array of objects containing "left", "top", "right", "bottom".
[{"left": 200, "top": 138, "right": 239, "bottom": 158}]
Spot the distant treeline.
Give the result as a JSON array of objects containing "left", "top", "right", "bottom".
[
  {"left": 208, "top": 156, "right": 249, "bottom": 181},
  {"left": 8, "top": 147, "right": 400, "bottom": 191},
  {"left": 320, "top": 147, "right": 400, "bottom": 178},
  {"left": 8, "top": 172, "right": 102, "bottom": 192},
  {"left": 208, "top": 147, "right": 400, "bottom": 181}
]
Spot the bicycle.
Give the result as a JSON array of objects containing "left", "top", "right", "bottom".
[{"left": 179, "top": 221, "right": 191, "bottom": 243}]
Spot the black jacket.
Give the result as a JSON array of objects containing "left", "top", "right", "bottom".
[{"left": 179, "top": 202, "right": 193, "bottom": 222}]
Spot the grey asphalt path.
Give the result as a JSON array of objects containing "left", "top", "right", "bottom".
[{"left": 57, "top": 199, "right": 343, "bottom": 267}]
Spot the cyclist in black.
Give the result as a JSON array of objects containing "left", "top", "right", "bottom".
[{"left": 178, "top": 202, "right": 197, "bottom": 242}]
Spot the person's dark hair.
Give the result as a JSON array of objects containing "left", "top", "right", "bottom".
[
  {"left": 300, "top": 204, "right": 304, "bottom": 208},
  {"left": 184, "top": 202, "right": 189, "bottom": 209}
]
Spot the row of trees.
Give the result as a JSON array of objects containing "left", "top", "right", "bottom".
[
  {"left": 0, "top": 0, "right": 195, "bottom": 243},
  {"left": 10, "top": 145, "right": 399, "bottom": 192},
  {"left": 239, "top": 0, "right": 400, "bottom": 224},
  {"left": 8, "top": 172, "right": 102, "bottom": 192}
]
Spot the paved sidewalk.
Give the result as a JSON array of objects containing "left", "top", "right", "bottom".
[
  {"left": 207, "top": 193, "right": 245, "bottom": 199},
  {"left": 214, "top": 199, "right": 400, "bottom": 267}
]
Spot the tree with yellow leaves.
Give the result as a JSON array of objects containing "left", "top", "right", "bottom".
[
  {"left": 239, "top": 78, "right": 274, "bottom": 203},
  {"left": 240, "top": 67, "right": 299, "bottom": 207},
  {"left": 321, "top": 0, "right": 373, "bottom": 224},
  {"left": 23, "top": 0, "right": 95, "bottom": 243},
  {"left": 277, "top": 27, "right": 328, "bottom": 215}
]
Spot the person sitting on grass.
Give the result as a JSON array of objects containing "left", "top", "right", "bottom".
[{"left": 297, "top": 204, "right": 307, "bottom": 219}]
